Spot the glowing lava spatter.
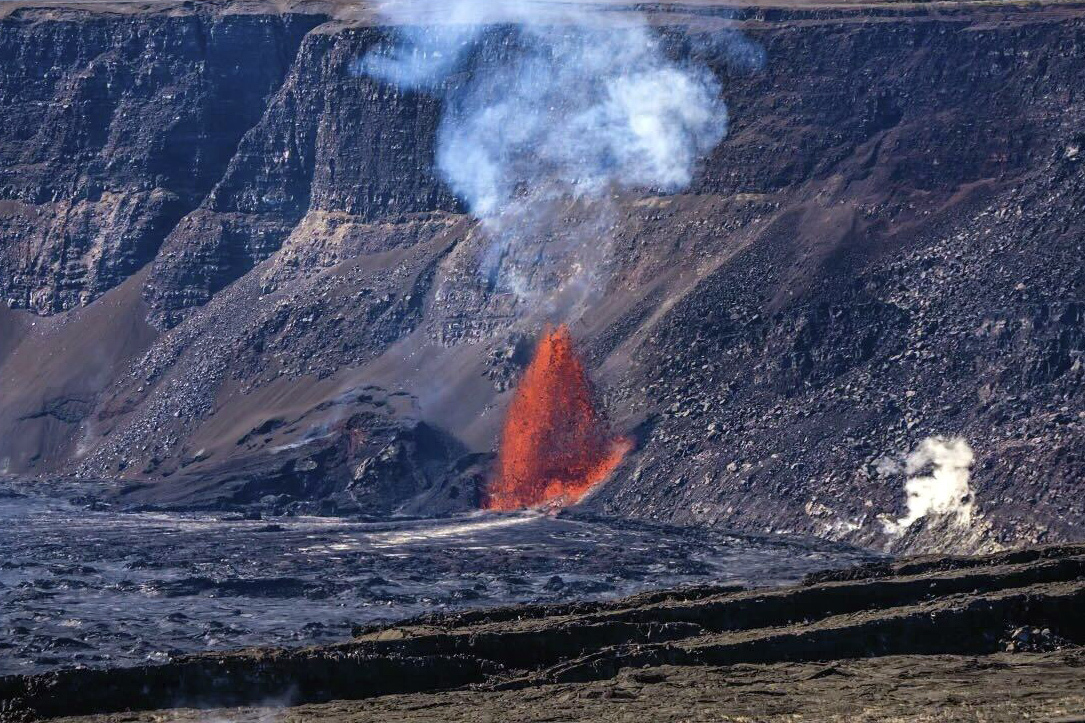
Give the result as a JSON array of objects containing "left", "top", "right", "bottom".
[{"left": 483, "top": 324, "right": 631, "bottom": 511}]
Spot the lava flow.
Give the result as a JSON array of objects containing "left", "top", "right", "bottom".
[{"left": 483, "top": 324, "right": 631, "bottom": 511}]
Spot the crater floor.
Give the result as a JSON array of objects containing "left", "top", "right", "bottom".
[{"left": 0, "top": 483, "right": 872, "bottom": 676}]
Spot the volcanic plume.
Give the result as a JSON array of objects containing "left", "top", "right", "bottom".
[{"left": 484, "top": 325, "right": 631, "bottom": 511}]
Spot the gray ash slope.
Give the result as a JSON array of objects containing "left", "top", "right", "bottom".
[{"left": 0, "top": 0, "right": 1084, "bottom": 553}]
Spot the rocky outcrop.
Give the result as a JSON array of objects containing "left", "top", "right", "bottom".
[{"left": 0, "top": 1, "right": 1083, "bottom": 553}]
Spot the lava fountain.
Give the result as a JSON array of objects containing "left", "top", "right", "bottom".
[{"left": 483, "top": 325, "right": 631, "bottom": 511}]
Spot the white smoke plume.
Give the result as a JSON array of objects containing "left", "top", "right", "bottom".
[
  {"left": 356, "top": 0, "right": 742, "bottom": 317},
  {"left": 882, "top": 436, "right": 976, "bottom": 535}
]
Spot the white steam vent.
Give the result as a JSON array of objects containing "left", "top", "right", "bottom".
[{"left": 881, "top": 436, "right": 976, "bottom": 535}]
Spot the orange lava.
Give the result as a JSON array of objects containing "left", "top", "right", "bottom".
[{"left": 483, "top": 324, "right": 631, "bottom": 511}]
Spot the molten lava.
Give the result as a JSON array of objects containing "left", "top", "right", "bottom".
[{"left": 484, "top": 324, "right": 631, "bottom": 511}]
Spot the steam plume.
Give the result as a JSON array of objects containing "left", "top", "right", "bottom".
[
  {"left": 882, "top": 436, "right": 976, "bottom": 535},
  {"left": 357, "top": 0, "right": 736, "bottom": 315}
]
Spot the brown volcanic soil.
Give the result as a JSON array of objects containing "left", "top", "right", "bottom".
[
  {"left": 56, "top": 654, "right": 1085, "bottom": 723},
  {"left": 5, "top": 544, "right": 1085, "bottom": 721},
  {"left": 0, "top": 0, "right": 1084, "bottom": 553}
]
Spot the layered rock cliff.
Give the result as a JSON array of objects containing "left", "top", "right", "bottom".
[{"left": 1, "top": 0, "right": 1083, "bottom": 553}]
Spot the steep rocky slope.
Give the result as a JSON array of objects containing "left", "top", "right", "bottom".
[{"left": 1, "top": 0, "right": 1083, "bottom": 553}]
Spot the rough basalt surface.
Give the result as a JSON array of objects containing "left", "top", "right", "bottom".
[
  {"left": 0, "top": 0, "right": 1083, "bottom": 553},
  {"left": 2, "top": 543, "right": 1084, "bottom": 721}
]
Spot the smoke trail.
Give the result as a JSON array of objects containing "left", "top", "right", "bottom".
[
  {"left": 356, "top": 0, "right": 740, "bottom": 317},
  {"left": 882, "top": 436, "right": 976, "bottom": 535}
]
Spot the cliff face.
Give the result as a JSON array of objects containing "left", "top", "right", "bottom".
[
  {"left": 0, "top": 9, "right": 323, "bottom": 313},
  {"left": 143, "top": 23, "right": 461, "bottom": 327},
  {"left": 0, "top": 1, "right": 1083, "bottom": 552}
]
